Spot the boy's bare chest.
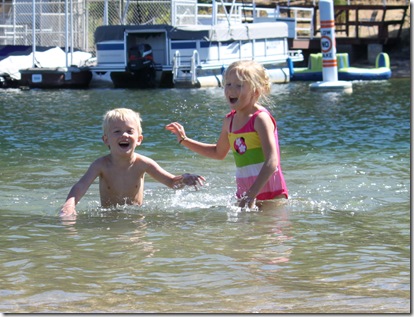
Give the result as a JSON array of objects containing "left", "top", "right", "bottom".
[{"left": 102, "top": 165, "right": 145, "bottom": 192}]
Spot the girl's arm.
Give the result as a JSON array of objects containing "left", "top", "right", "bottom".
[
  {"left": 60, "top": 159, "right": 102, "bottom": 216},
  {"left": 165, "top": 118, "right": 230, "bottom": 160},
  {"left": 242, "top": 112, "right": 279, "bottom": 206}
]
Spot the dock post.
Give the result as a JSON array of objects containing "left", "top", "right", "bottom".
[
  {"left": 309, "top": 0, "right": 352, "bottom": 93},
  {"left": 368, "top": 43, "right": 383, "bottom": 64}
]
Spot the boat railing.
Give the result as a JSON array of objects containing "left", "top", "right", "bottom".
[
  {"left": 275, "top": 6, "right": 315, "bottom": 39},
  {"left": 190, "top": 50, "right": 200, "bottom": 85},
  {"left": 288, "top": 49, "right": 304, "bottom": 61},
  {"left": 192, "top": 2, "right": 243, "bottom": 25},
  {"left": 172, "top": 50, "right": 181, "bottom": 81},
  {"left": 179, "top": 2, "right": 315, "bottom": 40},
  {"left": 0, "top": 24, "right": 55, "bottom": 46},
  {"left": 177, "top": 1, "right": 294, "bottom": 26},
  {"left": 172, "top": 49, "right": 199, "bottom": 84},
  {"left": 0, "top": 24, "right": 27, "bottom": 45}
]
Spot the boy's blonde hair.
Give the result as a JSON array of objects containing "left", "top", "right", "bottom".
[
  {"left": 102, "top": 108, "right": 142, "bottom": 135},
  {"left": 222, "top": 60, "right": 272, "bottom": 104}
]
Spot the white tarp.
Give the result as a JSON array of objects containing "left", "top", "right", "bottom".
[
  {"left": 0, "top": 47, "right": 92, "bottom": 79},
  {"left": 208, "top": 22, "right": 288, "bottom": 42},
  {"left": 0, "top": 55, "right": 33, "bottom": 79}
]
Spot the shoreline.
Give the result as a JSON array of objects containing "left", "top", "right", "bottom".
[
  {"left": 391, "top": 63, "right": 411, "bottom": 79},
  {"left": 353, "top": 45, "right": 411, "bottom": 79},
  {"left": 353, "top": 59, "right": 411, "bottom": 79},
  {"left": 390, "top": 56, "right": 411, "bottom": 79}
]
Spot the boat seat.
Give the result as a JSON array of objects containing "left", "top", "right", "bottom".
[
  {"left": 308, "top": 53, "right": 322, "bottom": 71},
  {"left": 336, "top": 53, "right": 349, "bottom": 69},
  {"left": 376, "top": 52, "right": 390, "bottom": 68},
  {"left": 308, "top": 52, "right": 350, "bottom": 70}
]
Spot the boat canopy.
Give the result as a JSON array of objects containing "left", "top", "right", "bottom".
[{"left": 95, "top": 22, "right": 288, "bottom": 43}]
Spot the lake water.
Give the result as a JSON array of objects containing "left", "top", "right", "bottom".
[{"left": 0, "top": 79, "right": 410, "bottom": 313}]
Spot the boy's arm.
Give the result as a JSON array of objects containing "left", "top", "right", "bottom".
[
  {"left": 60, "top": 160, "right": 102, "bottom": 217},
  {"left": 142, "top": 156, "right": 205, "bottom": 190}
]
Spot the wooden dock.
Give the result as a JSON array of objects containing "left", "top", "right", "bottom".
[
  {"left": 263, "top": 2, "right": 410, "bottom": 64},
  {"left": 291, "top": 5, "right": 408, "bottom": 43}
]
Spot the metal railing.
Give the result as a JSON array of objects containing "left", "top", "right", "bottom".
[
  {"left": 276, "top": 6, "right": 315, "bottom": 39},
  {"left": 0, "top": 0, "right": 406, "bottom": 55}
]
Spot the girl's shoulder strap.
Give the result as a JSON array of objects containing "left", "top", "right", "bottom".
[
  {"left": 252, "top": 107, "right": 276, "bottom": 129},
  {"left": 226, "top": 110, "right": 236, "bottom": 132},
  {"left": 226, "top": 110, "right": 236, "bottom": 119}
]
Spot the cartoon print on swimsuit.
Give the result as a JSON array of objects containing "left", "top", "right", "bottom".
[{"left": 234, "top": 137, "right": 247, "bottom": 154}]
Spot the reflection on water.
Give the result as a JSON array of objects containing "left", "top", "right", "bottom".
[{"left": 0, "top": 79, "right": 410, "bottom": 313}]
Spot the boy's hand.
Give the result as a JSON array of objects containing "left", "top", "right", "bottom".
[
  {"left": 173, "top": 173, "right": 205, "bottom": 190},
  {"left": 59, "top": 208, "right": 77, "bottom": 226},
  {"left": 182, "top": 173, "right": 205, "bottom": 189},
  {"left": 59, "top": 204, "right": 77, "bottom": 218}
]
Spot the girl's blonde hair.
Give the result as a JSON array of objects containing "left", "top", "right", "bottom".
[
  {"left": 102, "top": 108, "right": 142, "bottom": 135},
  {"left": 222, "top": 60, "right": 272, "bottom": 104}
]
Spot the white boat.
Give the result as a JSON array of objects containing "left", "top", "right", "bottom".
[
  {"left": 18, "top": 0, "right": 92, "bottom": 89},
  {"left": 89, "top": 0, "right": 304, "bottom": 88}
]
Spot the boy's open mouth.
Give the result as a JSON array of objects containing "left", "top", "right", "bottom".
[{"left": 119, "top": 141, "right": 130, "bottom": 148}]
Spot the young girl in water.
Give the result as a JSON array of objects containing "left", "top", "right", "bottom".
[
  {"left": 166, "top": 60, "right": 288, "bottom": 209},
  {"left": 60, "top": 108, "right": 205, "bottom": 218}
]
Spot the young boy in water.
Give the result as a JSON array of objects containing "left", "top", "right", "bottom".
[{"left": 60, "top": 108, "right": 205, "bottom": 217}]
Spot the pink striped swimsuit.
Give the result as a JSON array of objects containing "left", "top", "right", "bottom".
[{"left": 227, "top": 108, "right": 288, "bottom": 200}]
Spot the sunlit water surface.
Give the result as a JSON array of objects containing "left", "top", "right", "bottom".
[{"left": 0, "top": 79, "right": 410, "bottom": 313}]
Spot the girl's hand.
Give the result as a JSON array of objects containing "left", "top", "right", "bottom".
[
  {"left": 165, "top": 122, "right": 187, "bottom": 143},
  {"left": 238, "top": 194, "right": 256, "bottom": 209}
]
